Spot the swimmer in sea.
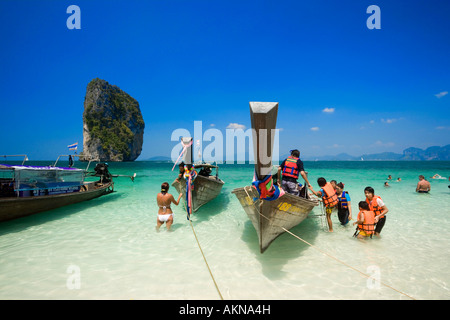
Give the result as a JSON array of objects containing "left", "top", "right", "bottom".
[
  {"left": 416, "top": 175, "right": 431, "bottom": 193},
  {"left": 156, "top": 182, "right": 182, "bottom": 231}
]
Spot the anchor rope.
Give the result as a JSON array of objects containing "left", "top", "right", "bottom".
[
  {"left": 183, "top": 194, "right": 224, "bottom": 300},
  {"left": 280, "top": 227, "right": 416, "bottom": 300},
  {"left": 243, "top": 187, "right": 416, "bottom": 300}
]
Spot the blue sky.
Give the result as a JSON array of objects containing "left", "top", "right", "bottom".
[{"left": 0, "top": 0, "right": 449, "bottom": 160}]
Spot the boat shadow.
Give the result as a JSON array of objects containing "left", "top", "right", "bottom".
[
  {"left": 0, "top": 192, "right": 122, "bottom": 236},
  {"left": 188, "top": 188, "right": 231, "bottom": 224},
  {"left": 241, "top": 214, "right": 320, "bottom": 280}
]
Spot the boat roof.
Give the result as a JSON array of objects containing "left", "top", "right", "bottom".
[{"left": 0, "top": 164, "right": 83, "bottom": 171}]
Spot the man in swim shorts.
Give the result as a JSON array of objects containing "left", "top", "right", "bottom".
[
  {"left": 416, "top": 175, "right": 431, "bottom": 193},
  {"left": 156, "top": 182, "right": 182, "bottom": 231}
]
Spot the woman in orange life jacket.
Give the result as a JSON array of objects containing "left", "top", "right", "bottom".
[
  {"left": 335, "top": 182, "right": 352, "bottom": 225},
  {"left": 309, "top": 177, "right": 339, "bottom": 232},
  {"left": 364, "top": 186, "right": 389, "bottom": 237},
  {"left": 277, "top": 149, "right": 312, "bottom": 196},
  {"left": 353, "top": 201, "right": 376, "bottom": 239}
]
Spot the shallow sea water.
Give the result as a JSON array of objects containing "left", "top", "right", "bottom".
[{"left": 0, "top": 161, "right": 449, "bottom": 300}]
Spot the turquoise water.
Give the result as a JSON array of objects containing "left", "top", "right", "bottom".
[{"left": 0, "top": 161, "right": 449, "bottom": 300}]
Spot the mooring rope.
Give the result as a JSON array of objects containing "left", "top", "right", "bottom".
[
  {"left": 188, "top": 219, "right": 224, "bottom": 300},
  {"left": 280, "top": 227, "right": 416, "bottom": 300},
  {"left": 183, "top": 198, "right": 224, "bottom": 300},
  {"left": 243, "top": 186, "right": 416, "bottom": 300}
]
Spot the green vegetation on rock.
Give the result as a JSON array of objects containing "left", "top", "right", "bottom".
[{"left": 83, "top": 78, "right": 145, "bottom": 161}]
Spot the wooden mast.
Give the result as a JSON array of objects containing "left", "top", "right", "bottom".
[
  {"left": 249, "top": 102, "right": 278, "bottom": 180},
  {"left": 249, "top": 102, "right": 279, "bottom": 253}
]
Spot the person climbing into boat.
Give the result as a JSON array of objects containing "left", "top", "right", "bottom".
[
  {"left": 416, "top": 175, "right": 431, "bottom": 193},
  {"left": 364, "top": 186, "right": 388, "bottom": 237},
  {"left": 176, "top": 162, "right": 185, "bottom": 181},
  {"left": 309, "top": 177, "right": 339, "bottom": 232},
  {"left": 156, "top": 182, "right": 182, "bottom": 231},
  {"left": 335, "top": 182, "right": 352, "bottom": 225},
  {"left": 278, "top": 149, "right": 312, "bottom": 197},
  {"left": 353, "top": 201, "right": 375, "bottom": 239}
]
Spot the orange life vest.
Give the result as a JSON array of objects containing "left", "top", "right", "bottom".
[
  {"left": 357, "top": 210, "right": 376, "bottom": 235},
  {"left": 321, "top": 182, "right": 339, "bottom": 208},
  {"left": 366, "top": 195, "right": 385, "bottom": 218},
  {"left": 282, "top": 156, "right": 300, "bottom": 180}
]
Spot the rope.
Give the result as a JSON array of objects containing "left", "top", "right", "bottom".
[
  {"left": 280, "top": 227, "right": 416, "bottom": 300},
  {"left": 182, "top": 188, "right": 223, "bottom": 300},
  {"left": 245, "top": 188, "right": 416, "bottom": 300},
  {"left": 188, "top": 218, "right": 224, "bottom": 300}
]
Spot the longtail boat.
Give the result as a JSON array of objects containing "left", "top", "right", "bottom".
[
  {"left": 231, "top": 102, "right": 319, "bottom": 253},
  {"left": 172, "top": 137, "right": 224, "bottom": 215},
  {"left": 0, "top": 154, "right": 133, "bottom": 222}
]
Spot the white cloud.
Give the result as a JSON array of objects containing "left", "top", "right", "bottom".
[
  {"left": 227, "top": 123, "right": 246, "bottom": 130},
  {"left": 322, "top": 107, "right": 335, "bottom": 113},
  {"left": 436, "top": 126, "right": 450, "bottom": 130},
  {"left": 310, "top": 127, "right": 320, "bottom": 131},
  {"left": 435, "top": 91, "right": 448, "bottom": 98},
  {"left": 381, "top": 118, "right": 397, "bottom": 124},
  {"left": 210, "top": 124, "right": 215, "bottom": 127}
]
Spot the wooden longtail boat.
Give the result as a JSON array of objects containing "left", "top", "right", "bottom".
[
  {"left": 171, "top": 138, "right": 224, "bottom": 213},
  {"left": 0, "top": 155, "right": 118, "bottom": 222},
  {"left": 172, "top": 164, "right": 224, "bottom": 212},
  {"left": 231, "top": 102, "right": 319, "bottom": 253}
]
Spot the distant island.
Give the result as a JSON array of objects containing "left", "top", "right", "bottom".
[
  {"left": 301, "top": 144, "right": 450, "bottom": 161},
  {"left": 145, "top": 144, "right": 450, "bottom": 162}
]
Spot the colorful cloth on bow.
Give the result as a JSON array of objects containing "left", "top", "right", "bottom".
[
  {"left": 184, "top": 166, "right": 197, "bottom": 220},
  {"left": 252, "top": 173, "right": 284, "bottom": 201}
]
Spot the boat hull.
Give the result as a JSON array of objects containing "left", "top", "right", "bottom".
[
  {"left": 172, "top": 175, "right": 224, "bottom": 212},
  {"left": 0, "top": 181, "right": 114, "bottom": 222},
  {"left": 232, "top": 186, "right": 319, "bottom": 253}
]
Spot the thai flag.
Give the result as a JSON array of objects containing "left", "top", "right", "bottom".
[{"left": 68, "top": 142, "right": 78, "bottom": 151}]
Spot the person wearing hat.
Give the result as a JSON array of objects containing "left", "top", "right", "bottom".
[{"left": 277, "top": 149, "right": 312, "bottom": 196}]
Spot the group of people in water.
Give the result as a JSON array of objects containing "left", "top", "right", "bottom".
[
  {"left": 279, "top": 149, "right": 388, "bottom": 239},
  {"left": 385, "top": 173, "right": 448, "bottom": 193},
  {"left": 155, "top": 148, "right": 448, "bottom": 235}
]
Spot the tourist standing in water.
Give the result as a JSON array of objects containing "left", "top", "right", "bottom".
[
  {"left": 416, "top": 175, "right": 431, "bottom": 193},
  {"left": 335, "top": 182, "right": 352, "bottom": 225},
  {"left": 364, "top": 187, "right": 388, "bottom": 237},
  {"left": 156, "top": 182, "right": 182, "bottom": 231}
]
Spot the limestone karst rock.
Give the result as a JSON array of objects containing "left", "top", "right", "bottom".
[{"left": 82, "top": 78, "right": 145, "bottom": 161}]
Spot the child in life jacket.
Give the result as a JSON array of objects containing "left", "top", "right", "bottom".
[
  {"left": 309, "top": 177, "right": 339, "bottom": 232},
  {"left": 353, "top": 201, "right": 376, "bottom": 239}
]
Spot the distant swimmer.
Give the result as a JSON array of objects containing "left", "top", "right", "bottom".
[
  {"left": 416, "top": 175, "right": 431, "bottom": 193},
  {"left": 156, "top": 182, "right": 182, "bottom": 231},
  {"left": 384, "top": 182, "right": 390, "bottom": 187},
  {"left": 431, "top": 174, "right": 445, "bottom": 180},
  {"left": 387, "top": 175, "right": 392, "bottom": 180}
]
